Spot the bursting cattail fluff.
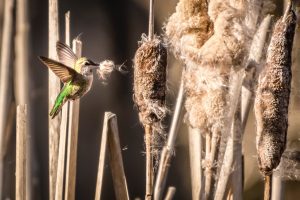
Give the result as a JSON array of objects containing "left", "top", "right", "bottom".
[
  {"left": 166, "top": 0, "right": 250, "bottom": 132},
  {"left": 254, "top": 6, "right": 296, "bottom": 176},
  {"left": 133, "top": 35, "right": 167, "bottom": 156}
]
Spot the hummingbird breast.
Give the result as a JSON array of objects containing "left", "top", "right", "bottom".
[{"left": 69, "top": 74, "right": 93, "bottom": 100}]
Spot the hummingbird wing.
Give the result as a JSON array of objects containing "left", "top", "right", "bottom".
[
  {"left": 39, "top": 56, "right": 82, "bottom": 83},
  {"left": 56, "top": 41, "right": 78, "bottom": 67}
]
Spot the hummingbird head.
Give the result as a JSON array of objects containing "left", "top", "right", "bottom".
[{"left": 76, "top": 57, "right": 99, "bottom": 75}]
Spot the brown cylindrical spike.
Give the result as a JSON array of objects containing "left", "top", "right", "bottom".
[{"left": 255, "top": 4, "right": 296, "bottom": 176}]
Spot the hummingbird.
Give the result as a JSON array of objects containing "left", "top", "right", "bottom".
[{"left": 39, "top": 41, "right": 99, "bottom": 119}]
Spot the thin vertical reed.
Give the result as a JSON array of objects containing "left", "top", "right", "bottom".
[
  {"left": 64, "top": 38, "right": 82, "bottom": 200},
  {"left": 48, "top": 1, "right": 60, "bottom": 199},
  {"left": 164, "top": 187, "right": 176, "bottom": 200},
  {"left": 154, "top": 76, "right": 184, "bottom": 200},
  {"left": 55, "top": 11, "right": 70, "bottom": 200},
  {"left": 0, "top": 0, "right": 14, "bottom": 196},
  {"left": 188, "top": 128, "right": 203, "bottom": 200},
  {"left": 16, "top": 105, "right": 27, "bottom": 200},
  {"left": 15, "top": 0, "right": 31, "bottom": 197}
]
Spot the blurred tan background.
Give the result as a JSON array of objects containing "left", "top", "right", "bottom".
[{"left": 0, "top": 0, "right": 299, "bottom": 199}]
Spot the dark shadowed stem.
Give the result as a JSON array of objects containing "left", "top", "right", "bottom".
[
  {"left": 164, "top": 187, "right": 176, "bottom": 200},
  {"left": 0, "top": 0, "right": 14, "bottom": 196},
  {"left": 55, "top": 11, "right": 70, "bottom": 200},
  {"left": 154, "top": 77, "right": 184, "bottom": 200},
  {"left": 16, "top": 105, "right": 27, "bottom": 200},
  {"left": 48, "top": 1, "right": 60, "bottom": 199},
  {"left": 64, "top": 38, "right": 82, "bottom": 200},
  {"left": 264, "top": 174, "right": 272, "bottom": 200},
  {"left": 145, "top": 125, "right": 154, "bottom": 200},
  {"left": 148, "top": 0, "right": 154, "bottom": 40},
  {"left": 189, "top": 128, "right": 204, "bottom": 200},
  {"left": 204, "top": 132, "right": 211, "bottom": 199},
  {"left": 205, "top": 130, "right": 220, "bottom": 200}
]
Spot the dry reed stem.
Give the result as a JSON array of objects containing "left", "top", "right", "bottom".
[
  {"left": 148, "top": 0, "right": 154, "bottom": 40},
  {"left": 154, "top": 77, "right": 184, "bottom": 200},
  {"left": 0, "top": 0, "right": 14, "bottom": 195},
  {"left": 107, "top": 113, "right": 130, "bottom": 200},
  {"left": 55, "top": 11, "right": 70, "bottom": 200},
  {"left": 145, "top": 125, "right": 154, "bottom": 200},
  {"left": 264, "top": 174, "right": 272, "bottom": 200},
  {"left": 230, "top": 102, "right": 243, "bottom": 200},
  {"left": 255, "top": 2, "right": 296, "bottom": 176},
  {"left": 48, "top": 1, "right": 61, "bottom": 199},
  {"left": 15, "top": 0, "right": 31, "bottom": 197},
  {"left": 16, "top": 105, "right": 27, "bottom": 200},
  {"left": 242, "top": 15, "right": 272, "bottom": 131},
  {"left": 64, "top": 38, "right": 82, "bottom": 200},
  {"left": 94, "top": 113, "right": 110, "bottom": 200},
  {"left": 214, "top": 70, "right": 244, "bottom": 200},
  {"left": 164, "top": 187, "right": 176, "bottom": 200},
  {"left": 188, "top": 128, "right": 203, "bottom": 200},
  {"left": 1, "top": 102, "right": 15, "bottom": 159},
  {"left": 95, "top": 112, "right": 129, "bottom": 200}
]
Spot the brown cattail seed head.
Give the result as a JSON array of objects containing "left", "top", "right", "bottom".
[
  {"left": 254, "top": 7, "right": 296, "bottom": 176},
  {"left": 133, "top": 35, "right": 167, "bottom": 127}
]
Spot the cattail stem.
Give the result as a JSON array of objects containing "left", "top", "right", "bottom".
[
  {"left": 55, "top": 11, "right": 71, "bottom": 200},
  {"left": 145, "top": 125, "right": 154, "bottom": 200},
  {"left": 188, "top": 128, "right": 203, "bottom": 200},
  {"left": 264, "top": 174, "right": 272, "bottom": 200},
  {"left": 164, "top": 187, "right": 176, "bottom": 200},
  {"left": 0, "top": 0, "right": 14, "bottom": 196},
  {"left": 64, "top": 38, "right": 82, "bottom": 200},
  {"left": 148, "top": 0, "right": 154, "bottom": 40},
  {"left": 48, "top": 1, "right": 60, "bottom": 199},
  {"left": 16, "top": 105, "right": 27, "bottom": 200},
  {"left": 154, "top": 76, "right": 184, "bottom": 200}
]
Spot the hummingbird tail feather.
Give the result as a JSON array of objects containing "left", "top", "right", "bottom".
[{"left": 49, "top": 92, "right": 68, "bottom": 119}]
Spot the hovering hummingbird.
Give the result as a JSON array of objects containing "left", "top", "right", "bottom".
[{"left": 39, "top": 41, "right": 99, "bottom": 119}]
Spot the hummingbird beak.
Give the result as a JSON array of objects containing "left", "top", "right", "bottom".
[
  {"left": 87, "top": 59, "right": 99, "bottom": 66},
  {"left": 88, "top": 66, "right": 99, "bottom": 70}
]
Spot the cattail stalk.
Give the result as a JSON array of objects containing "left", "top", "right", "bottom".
[
  {"left": 188, "top": 128, "right": 203, "bottom": 200},
  {"left": 55, "top": 11, "right": 70, "bottom": 200},
  {"left": 154, "top": 77, "right": 184, "bottom": 200},
  {"left": 0, "top": 0, "right": 14, "bottom": 195},
  {"left": 15, "top": 0, "right": 31, "bottom": 197},
  {"left": 164, "top": 187, "right": 176, "bottom": 200},
  {"left": 134, "top": 0, "right": 167, "bottom": 199},
  {"left": 48, "top": 1, "right": 60, "bottom": 199},
  {"left": 64, "top": 38, "right": 82, "bottom": 200},
  {"left": 255, "top": 2, "right": 296, "bottom": 200},
  {"left": 16, "top": 105, "right": 27, "bottom": 200},
  {"left": 242, "top": 15, "right": 272, "bottom": 132}
]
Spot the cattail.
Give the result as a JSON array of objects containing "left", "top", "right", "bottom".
[
  {"left": 133, "top": 34, "right": 167, "bottom": 154},
  {"left": 254, "top": 3, "right": 296, "bottom": 176},
  {"left": 166, "top": 0, "right": 252, "bottom": 198}
]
